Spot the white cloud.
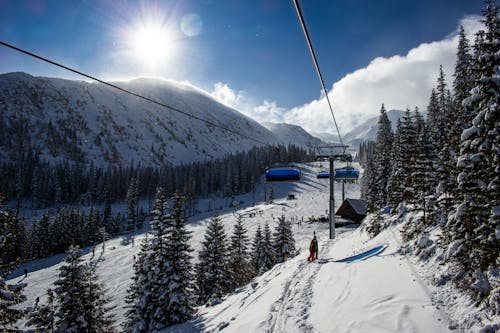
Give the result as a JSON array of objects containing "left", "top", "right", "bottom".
[
  {"left": 285, "top": 16, "right": 484, "bottom": 134},
  {"left": 210, "top": 16, "right": 484, "bottom": 135},
  {"left": 211, "top": 82, "right": 245, "bottom": 107},
  {"left": 210, "top": 83, "right": 284, "bottom": 123}
]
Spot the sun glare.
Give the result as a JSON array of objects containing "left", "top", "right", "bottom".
[{"left": 130, "top": 23, "right": 176, "bottom": 66}]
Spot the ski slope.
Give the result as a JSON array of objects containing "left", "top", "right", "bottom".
[{"left": 9, "top": 163, "right": 459, "bottom": 332}]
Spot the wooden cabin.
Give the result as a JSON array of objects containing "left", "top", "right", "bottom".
[{"left": 335, "top": 199, "right": 367, "bottom": 223}]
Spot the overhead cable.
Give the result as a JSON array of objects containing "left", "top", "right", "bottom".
[{"left": 292, "top": 0, "right": 344, "bottom": 146}]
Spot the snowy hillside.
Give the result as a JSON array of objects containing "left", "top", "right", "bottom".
[
  {"left": 8, "top": 162, "right": 493, "bottom": 332},
  {"left": 262, "top": 122, "right": 324, "bottom": 148},
  {"left": 0, "top": 72, "right": 283, "bottom": 167},
  {"left": 343, "top": 109, "right": 405, "bottom": 147},
  {"left": 310, "top": 131, "right": 341, "bottom": 145}
]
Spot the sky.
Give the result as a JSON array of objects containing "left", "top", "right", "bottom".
[{"left": 0, "top": 0, "right": 487, "bottom": 135}]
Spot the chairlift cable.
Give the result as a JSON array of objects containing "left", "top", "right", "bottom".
[
  {"left": 0, "top": 40, "right": 272, "bottom": 148},
  {"left": 292, "top": 0, "right": 344, "bottom": 146}
]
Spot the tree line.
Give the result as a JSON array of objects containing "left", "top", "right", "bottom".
[
  {"left": 0, "top": 144, "right": 312, "bottom": 266},
  {"left": 1, "top": 189, "right": 297, "bottom": 332},
  {"left": 0, "top": 143, "right": 313, "bottom": 209},
  {"left": 361, "top": 2, "right": 498, "bottom": 316}
]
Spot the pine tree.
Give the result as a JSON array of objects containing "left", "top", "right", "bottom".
[
  {"left": 126, "top": 177, "right": 138, "bottom": 232},
  {"left": 54, "top": 245, "right": 114, "bottom": 332},
  {"left": 447, "top": 1, "right": 499, "bottom": 301},
  {"left": 123, "top": 234, "right": 154, "bottom": 333},
  {"left": 195, "top": 214, "right": 230, "bottom": 305},
  {"left": 452, "top": 25, "right": 473, "bottom": 155},
  {"left": 361, "top": 152, "right": 377, "bottom": 212},
  {"left": 159, "top": 192, "right": 195, "bottom": 326},
  {"left": 373, "top": 104, "right": 394, "bottom": 208},
  {"left": 255, "top": 221, "right": 276, "bottom": 274},
  {"left": 84, "top": 261, "right": 115, "bottom": 333},
  {"left": 251, "top": 224, "right": 263, "bottom": 274},
  {"left": 142, "top": 186, "right": 175, "bottom": 331},
  {"left": 228, "top": 214, "right": 254, "bottom": 290},
  {"left": 0, "top": 195, "right": 26, "bottom": 330},
  {"left": 387, "top": 111, "right": 417, "bottom": 206},
  {"left": 412, "top": 122, "right": 437, "bottom": 215},
  {"left": 273, "top": 215, "right": 295, "bottom": 263},
  {"left": 34, "top": 214, "right": 52, "bottom": 258}
]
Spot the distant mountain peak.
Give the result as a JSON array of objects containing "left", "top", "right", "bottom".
[
  {"left": 342, "top": 109, "right": 405, "bottom": 148},
  {"left": 262, "top": 122, "right": 325, "bottom": 147}
]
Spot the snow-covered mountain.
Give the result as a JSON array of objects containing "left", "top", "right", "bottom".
[
  {"left": 310, "top": 131, "right": 341, "bottom": 145},
  {"left": 262, "top": 122, "right": 324, "bottom": 148},
  {"left": 343, "top": 109, "right": 405, "bottom": 147},
  {"left": 0, "top": 72, "right": 286, "bottom": 167}
]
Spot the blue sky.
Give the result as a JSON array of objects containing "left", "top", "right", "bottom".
[{"left": 0, "top": 0, "right": 486, "bottom": 133}]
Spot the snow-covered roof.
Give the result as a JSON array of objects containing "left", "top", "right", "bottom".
[{"left": 344, "top": 198, "right": 367, "bottom": 215}]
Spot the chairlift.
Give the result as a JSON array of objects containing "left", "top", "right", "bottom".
[
  {"left": 314, "top": 145, "right": 359, "bottom": 182},
  {"left": 265, "top": 167, "right": 301, "bottom": 182},
  {"left": 316, "top": 172, "right": 330, "bottom": 179},
  {"left": 334, "top": 165, "right": 359, "bottom": 182}
]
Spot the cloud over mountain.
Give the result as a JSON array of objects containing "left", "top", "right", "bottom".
[{"left": 212, "top": 16, "right": 482, "bottom": 135}]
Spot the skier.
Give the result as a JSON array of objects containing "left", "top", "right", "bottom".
[{"left": 308, "top": 233, "right": 318, "bottom": 261}]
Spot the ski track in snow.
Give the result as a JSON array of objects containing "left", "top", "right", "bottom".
[{"left": 264, "top": 239, "right": 331, "bottom": 333}]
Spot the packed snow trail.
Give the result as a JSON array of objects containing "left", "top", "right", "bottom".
[
  {"left": 264, "top": 238, "right": 332, "bottom": 333},
  {"left": 196, "top": 222, "right": 453, "bottom": 333}
]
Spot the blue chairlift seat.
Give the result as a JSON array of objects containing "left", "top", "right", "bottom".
[
  {"left": 316, "top": 172, "right": 330, "bottom": 179},
  {"left": 266, "top": 168, "right": 300, "bottom": 182},
  {"left": 334, "top": 166, "right": 359, "bottom": 180}
]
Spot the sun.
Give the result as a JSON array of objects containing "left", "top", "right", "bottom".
[{"left": 129, "top": 23, "right": 177, "bottom": 66}]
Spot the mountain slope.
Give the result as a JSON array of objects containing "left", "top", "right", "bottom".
[
  {"left": 343, "top": 109, "right": 405, "bottom": 147},
  {"left": 0, "top": 72, "right": 280, "bottom": 167},
  {"left": 262, "top": 122, "right": 324, "bottom": 148}
]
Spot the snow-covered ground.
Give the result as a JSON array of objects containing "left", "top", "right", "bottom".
[{"left": 8, "top": 163, "right": 487, "bottom": 332}]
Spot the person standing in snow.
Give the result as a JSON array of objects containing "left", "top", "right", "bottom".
[{"left": 308, "top": 233, "right": 318, "bottom": 261}]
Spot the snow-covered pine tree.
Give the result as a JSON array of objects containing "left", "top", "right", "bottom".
[
  {"left": 0, "top": 195, "right": 26, "bottom": 331},
  {"left": 195, "top": 214, "right": 230, "bottom": 305},
  {"left": 143, "top": 186, "right": 176, "bottom": 331},
  {"left": 126, "top": 176, "right": 139, "bottom": 232},
  {"left": 268, "top": 183, "right": 274, "bottom": 204},
  {"left": 252, "top": 224, "right": 263, "bottom": 274},
  {"left": 447, "top": 1, "right": 499, "bottom": 304},
  {"left": 123, "top": 234, "right": 153, "bottom": 333},
  {"left": 427, "top": 88, "right": 440, "bottom": 146},
  {"left": 228, "top": 214, "right": 254, "bottom": 290},
  {"left": 361, "top": 152, "right": 377, "bottom": 212},
  {"left": 273, "top": 215, "right": 296, "bottom": 263},
  {"left": 412, "top": 120, "right": 438, "bottom": 225},
  {"left": 84, "top": 261, "right": 115, "bottom": 332},
  {"left": 373, "top": 104, "right": 394, "bottom": 209},
  {"left": 388, "top": 110, "right": 417, "bottom": 206},
  {"left": 54, "top": 245, "right": 114, "bottom": 332},
  {"left": 452, "top": 25, "right": 473, "bottom": 156},
  {"left": 428, "top": 68, "right": 457, "bottom": 215},
  {"left": 159, "top": 192, "right": 195, "bottom": 326},
  {"left": 366, "top": 211, "right": 384, "bottom": 237},
  {"left": 387, "top": 119, "right": 404, "bottom": 208},
  {"left": 255, "top": 221, "right": 276, "bottom": 274},
  {"left": 399, "top": 109, "right": 418, "bottom": 203},
  {"left": 32, "top": 213, "right": 52, "bottom": 259}
]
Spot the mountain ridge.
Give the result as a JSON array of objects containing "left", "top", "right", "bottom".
[{"left": 0, "top": 72, "right": 323, "bottom": 168}]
